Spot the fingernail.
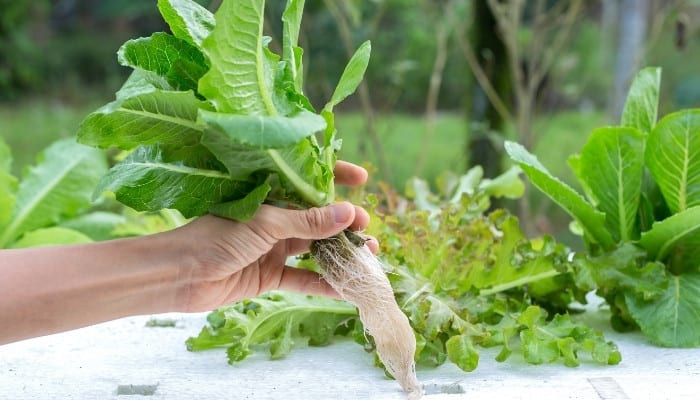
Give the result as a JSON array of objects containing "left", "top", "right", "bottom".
[{"left": 332, "top": 202, "right": 353, "bottom": 224}]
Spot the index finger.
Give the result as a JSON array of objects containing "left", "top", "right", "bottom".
[{"left": 334, "top": 160, "right": 368, "bottom": 187}]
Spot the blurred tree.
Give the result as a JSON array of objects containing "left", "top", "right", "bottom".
[
  {"left": 459, "top": 0, "right": 512, "bottom": 180},
  {"left": 612, "top": 0, "right": 650, "bottom": 119}
]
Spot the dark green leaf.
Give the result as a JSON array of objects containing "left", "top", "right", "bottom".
[
  {"left": 209, "top": 182, "right": 271, "bottom": 222},
  {"left": 118, "top": 32, "right": 208, "bottom": 91},
  {"left": 94, "top": 145, "right": 253, "bottom": 218}
]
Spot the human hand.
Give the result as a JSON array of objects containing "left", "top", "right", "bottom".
[{"left": 171, "top": 161, "right": 376, "bottom": 312}]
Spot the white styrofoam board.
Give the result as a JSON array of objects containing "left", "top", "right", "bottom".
[{"left": 1, "top": 306, "right": 699, "bottom": 400}]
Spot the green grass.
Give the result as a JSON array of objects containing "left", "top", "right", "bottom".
[
  {"left": 0, "top": 98, "right": 104, "bottom": 175},
  {"left": 335, "top": 112, "right": 469, "bottom": 191}
]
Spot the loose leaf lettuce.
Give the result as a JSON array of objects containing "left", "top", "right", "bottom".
[{"left": 186, "top": 291, "right": 358, "bottom": 362}]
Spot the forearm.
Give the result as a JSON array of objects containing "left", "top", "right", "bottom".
[{"left": 0, "top": 231, "right": 191, "bottom": 345}]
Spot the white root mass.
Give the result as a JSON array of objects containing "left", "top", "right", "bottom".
[{"left": 311, "top": 232, "right": 422, "bottom": 400}]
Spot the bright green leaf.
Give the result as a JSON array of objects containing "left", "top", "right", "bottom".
[
  {"left": 201, "top": 130, "right": 331, "bottom": 207},
  {"left": 579, "top": 127, "right": 645, "bottom": 241},
  {"left": 186, "top": 291, "right": 357, "bottom": 361},
  {"left": 157, "top": 0, "right": 215, "bottom": 47},
  {"left": 620, "top": 67, "right": 661, "bottom": 134},
  {"left": 445, "top": 334, "right": 479, "bottom": 372},
  {"left": 10, "top": 227, "right": 93, "bottom": 248},
  {"left": 198, "top": 0, "right": 278, "bottom": 115},
  {"left": 505, "top": 141, "right": 614, "bottom": 248},
  {"left": 646, "top": 109, "right": 700, "bottom": 213},
  {"left": 0, "top": 139, "right": 107, "bottom": 248},
  {"left": 199, "top": 108, "right": 326, "bottom": 149},
  {"left": 639, "top": 205, "right": 700, "bottom": 261},
  {"left": 0, "top": 138, "right": 17, "bottom": 229},
  {"left": 78, "top": 90, "right": 210, "bottom": 150},
  {"left": 59, "top": 211, "right": 127, "bottom": 241},
  {"left": 282, "top": 0, "right": 305, "bottom": 92},
  {"left": 326, "top": 40, "right": 371, "bottom": 112}
]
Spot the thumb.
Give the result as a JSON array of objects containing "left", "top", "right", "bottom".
[{"left": 253, "top": 202, "right": 355, "bottom": 240}]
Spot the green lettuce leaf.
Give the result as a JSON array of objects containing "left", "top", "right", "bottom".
[
  {"left": 157, "top": 0, "right": 215, "bottom": 47},
  {"left": 199, "top": 108, "right": 326, "bottom": 149},
  {"left": 0, "top": 138, "right": 18, "bottom": 228},
  {"left": 118, "top": 32, "right": 208, "bottom": 92},
  {"left": 579, "top": 127, "right": 645, "bottom": 242},
  {"left": 281, "top": 0, "right": 305, "bottom": 92},
  {"left": 209, "top": 182, "right": 271, "bottom": 222},
  {"left": 638, "top": 205, "right": 700, "bottom": 262},
  {"left": 78, "top": 90, "right": 210, "bottom": 150},
  {"left": 0, "top": 139, "right": 107, "bottom": 247},
  {"left": 620, "top": 66, "right": 661, "bottom": 134},
  {"left": 186, "top": 291, "right": 358, "bottom": 362},
  {"left": 505, "top": 141, "right": 614, "bottom": 249},
  {"left": 646, "top": 109, "right": 700, "bottom": 213},
  {"left": 58, "top": 211, "right": 128, "bottom": 241},
  {"left": 326, "top": 40, "right": 371, "bottom": 111},
  {"left": 198, "top": 0, "right": 277, "bottom": 115},
  {"left": 94, "top": 145, "right": 254, "bottom": 218},
  {"left": 10, "top": 227, "right": 93, "bottom": 248},
  {"left": 517, "top": 306, "right": 621, "bottom": 367},
  {"left": 626, "top": 272, "right": 700, "bottom": 347}
]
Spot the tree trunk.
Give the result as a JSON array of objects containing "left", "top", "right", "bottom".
[
  {"left": 612, "top": 0, "right": 650, "bottom": 120},
  {"left": 466, "top": 0, "right": 511, "bottom": 179}
]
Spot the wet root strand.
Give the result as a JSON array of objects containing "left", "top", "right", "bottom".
[{"left": 310, "top": 231, "right": 422, "bottom": 399}]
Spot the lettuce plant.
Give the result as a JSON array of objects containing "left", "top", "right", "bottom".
[
  {"left": 506, "top": 67, "right": 700, "bottom": 347},
  {"left": 77, "top": 0, "right": 369, "bottom": 220}
]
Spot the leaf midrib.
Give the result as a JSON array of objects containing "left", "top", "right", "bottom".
[
  {"left": 117, "top": 106, "right": 202, "bottom": 132},
  {"left": 0, "top": 155, "right": 84, "bottom": 247},
  {"left": 129, "top": 161, "right": 232, "bottom": 179}
]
